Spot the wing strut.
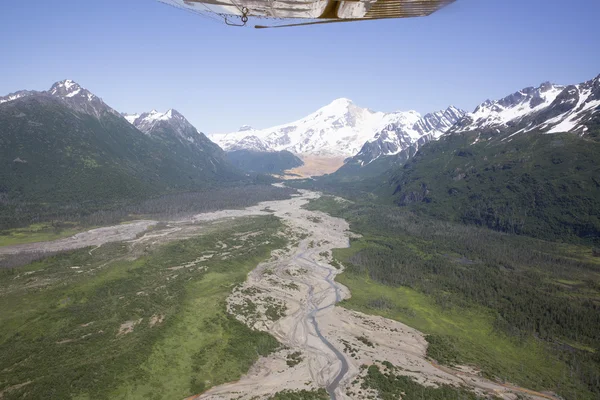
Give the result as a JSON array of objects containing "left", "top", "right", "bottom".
[{"left": 255, "top": 18, "right": 382, "bottom": 29}]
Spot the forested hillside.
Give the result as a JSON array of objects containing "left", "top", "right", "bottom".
[
  {"left": 305, "top": 196, "right": 600, "bottom": 399},
  {"left": 0, "top": 90, "right": 247, "bottom": 228},
  {"left": 226, "top": 150, "right": 303, "bottom": 174},
  {"left": 387, "top": 131, "right": 600, "bottom": 243}
]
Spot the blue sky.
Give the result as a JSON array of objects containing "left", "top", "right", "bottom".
[{"left": 1, "top": 0, "right": 599, "bottom": 132}]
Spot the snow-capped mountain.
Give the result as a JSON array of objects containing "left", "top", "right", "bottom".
[
  {"left": 126, "top": 109, "right": 200, "bottom": 141},
  {"left": 0, "top": 80, "right": 117, "bottom": 118},
  {"left": 413, "top": 106, "right": 466, "bottom": 138},
  {"left": 228, "top": 135, "right": 272, "bottom": 152},
  {"left": 125, "top": 109, "right": 186, "bottom": 134},
  {"left": 123, "top": 113, "right": 140, "bottom": 124},
  {"left": 49, "top": 79, "right": 92, "bottom": 99},
  {"left": 49, "top": 80, "right": 119, "bottom": 118},
  {"left": 349, "top": 106, "right": 466, "bottom": 167},
  {"left": 0, "top": 79, "right": 234, "bottom": 177},
  {"left": 0, "top": 90, "right": 36, "bottom": 105},
  {"left": 451, "top": 74, "right": 600, "bottom": 138},
  {"left": 210, "top": 98, "right": 424, "bottom": 157},
  {"left": 124, "top": 108, "right": 227, "bottom": 159},
  {"left": 0, "top": 80, "right": 243, "bottom": 208}
]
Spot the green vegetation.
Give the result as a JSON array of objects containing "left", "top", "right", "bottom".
[
  {"left": 0, "top": 186, "right": 295, "bottom": 250},
  {"left": 0, "top": 222, "right": 83, "bottom": 247},
  {"left": 286, "top": 351, "right": 304, "bottom": 367},
  {"left": 360, "top": 364, "right": 491, "bottom": 400},
  {"left": 306, "top": 196, "right": 600, "bottom": 399},
  {"left": 338, "top": 273, "right": 577, "bottom": 393},
  {"left": 226, "top": 149, "right": 303, "bottom": 174},
  {"left": 330, "top": 145, "right": 416, "bottom": 182},
  {"left": 357, "top": 336, "right": 375, "bottom": 348},
  {"left": 0, "top": 215, "right": 285, "bottom": 400},
  {"left": 295, "top": 131, "right": 600, "bottom": 245},
  {"left": 340, "top": 338, "right": 359, "bottom": 358},
  {"left": 264, "top": 297, "right": 288, "bottom": 321},
  {"left": 269, "top": 389, "right": 328, "bottom": 400},
  {"left": 388, "top": 132, "right": 600, "bottom": 244},
  {"left": 0, "top": 96, "right": 301, "bottom": 229},
  {"left": 282, "top": 282, "right": 300, "bottom": 291}
]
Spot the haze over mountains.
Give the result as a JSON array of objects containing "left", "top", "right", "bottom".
[
  {"left": 1, "top": 73, "right": 599, "bottom": 220},
  {"left": 207, "top": 73, "right": 599, "bottom": 177}
]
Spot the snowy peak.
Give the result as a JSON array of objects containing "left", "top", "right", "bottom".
[
  {"left": 315, "top": 97, "right": 356, "bottom": 117},
  {"left": 313, "top": 97, "right": 354, "bottom": 116},
  {"left": 130, "top": 108, "right": 184, "bottom": 132},
  {"left": 50, "top": 79, "right": 90, "bottom": 99},
  {"left": 352, "top": 105, "right": 466, "bottom": 166},
  {"left": 47, "top": 79, "right": 118, "bottom": 118},
  {"left": 123, "top": 113, "right": 140, "bottom": 125},
  {"left": 48, "top": 80, "right": 110, "bottom": 116},
  {"left": 452, "top": 74, "right": 600, "bottom": 137},
  {"left": 210, "top": 97, "right": 465, "bottom": 175},
  {"left": 238, "top": 125, "right": 254, "bottom": 132},
  {"left": 129, "top": 108, "right": 191, "bottom": 133},
  {"left": 1, "top": 79, "right": 98, "bottom": 107},
  {"left": 413, "top": 106, "right": 466, "bottom": 139},
  {"left": 126, "top": 108, "right": 216, "bottom": 150},
  {"left": 310, "top": 98, "right": 380, "bottom": 130},
  {"left": 326, "top": 97, "right": 353, "bottom": 107},
  {"left": 210, "top": 98, "right": 424, "bottom": 157},
  {"left": 380, "top": 110, "right": 423, "bottom": 134},
  {"left": 459, "top": 81, "right": 565, "bottom": 132},
  {"left": 228, "top": 135, "right": 271, "bottom": 152},
  {"left": 118, "top": 107, "right": 227, "bottom": 164}
]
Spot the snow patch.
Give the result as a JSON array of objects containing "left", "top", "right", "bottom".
[
  {"left": 0, "top": 93, "right": 28, "bottom": 104},
  {"left": 123, "top": 113, "right": 140, "bottom": 124}
]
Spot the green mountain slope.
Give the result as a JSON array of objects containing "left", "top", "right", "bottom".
[
  {"left": 0, "top": 87, "right": 242, "bottom": 227},
  {"left": 225, "top": 149, "right": 303, "bottom": 174},
  {"left": 126, "top": 109, "right": 241, "bottom": 186},
  {"left": 387, "top": 130, "right": 600, "bottom": 243},
  {"left": 324, "top": 146, "right": 416, "bottom": 182}
]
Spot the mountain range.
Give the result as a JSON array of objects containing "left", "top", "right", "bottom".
[
  {"left": 122, "top": 108, "right": 230, "bottom": 170},
  {"left": 2, "top": 73, "right": 600, "bottom": 400},
  {"left": 0, "top": 80, "right": 240, "bottom": 227},
  {"left": 208, "top": 100, "right": 466, "bottom": 165},
  {"left": 335, "top": 105, "right": 466, "bottom": 178},
  {"left": 2, "top": 73, "right": 599, "bottom": 227},
  {"left": 451, "top": 76, "right": 600, "bottom": 138},
  {"left": 210, "top": 74, "right": 600, "bottom": 177}
]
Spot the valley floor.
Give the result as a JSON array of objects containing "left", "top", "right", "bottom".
[
  {"left": 0, "top": 188, "right": 560, "bottom": 400},
  {"left": 283, "top": 156, "right": 346, "bottom": 178},
  {"left": 189, "top": 190, "right": 555, "bottom": 400}
]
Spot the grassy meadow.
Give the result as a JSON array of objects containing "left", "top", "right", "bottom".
[
  {"left": 0, "top": 215, "right": 284, "bottom": 400},
  {"left": 305, "top": 196, "right": 600, "bottom": 400}
]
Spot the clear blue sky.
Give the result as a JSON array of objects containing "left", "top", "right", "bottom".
[{"left": 1, "top": 0, "right": 598, "bottom": 133}]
